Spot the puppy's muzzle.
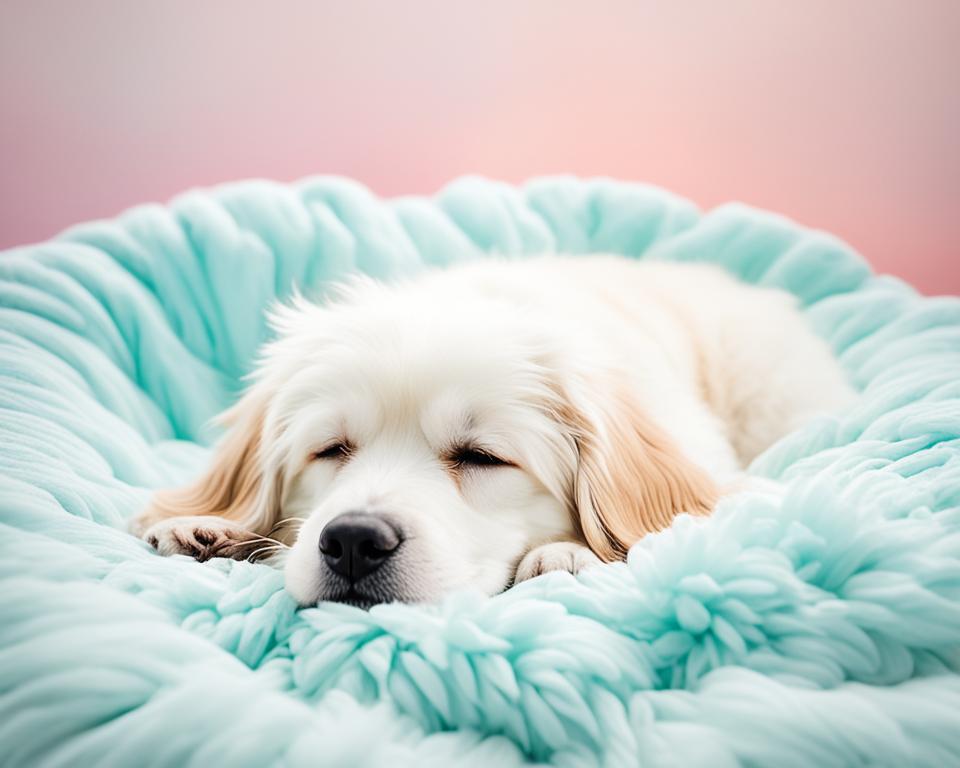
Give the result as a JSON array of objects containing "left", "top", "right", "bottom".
[{"left": 318, "top": 511, "right": 402, "bottom": 583}]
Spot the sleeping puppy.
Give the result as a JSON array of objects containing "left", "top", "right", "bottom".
[{"left": 131, "top": 256, "right": 854, "bottom": 608}]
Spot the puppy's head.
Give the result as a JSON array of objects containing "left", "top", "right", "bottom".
[{"left": 153, "top": 274, "right": 715, "bottom": 606}]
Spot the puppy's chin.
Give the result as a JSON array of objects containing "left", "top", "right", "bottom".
[
  {"left": 288, "top": 565, "right": 509, "bottom": 609},
  {"left": 285, "top": 558, "right": 440, "bottom": 609},
  {"left": 318, "top": 585, "right": 419, "bottom": 610}
]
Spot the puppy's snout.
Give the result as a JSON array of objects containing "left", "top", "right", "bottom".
[{"left": 319, "top": 512, "right": 401, "bottom": 583}]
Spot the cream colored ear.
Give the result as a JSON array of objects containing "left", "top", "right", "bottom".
[
  {"left": 567, "top": 380, "right": 718, "bottom": 562},
  {"left": 133, "top": 388, "right": 281, "bottom": 536}
]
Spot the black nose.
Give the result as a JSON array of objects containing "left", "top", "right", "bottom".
[{"left": 319, "top": 512, "right": 401, "bottom": 582}]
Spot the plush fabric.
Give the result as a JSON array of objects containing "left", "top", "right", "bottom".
[{"left": 1, "top": 176, "right": 959, "bottom": 767}]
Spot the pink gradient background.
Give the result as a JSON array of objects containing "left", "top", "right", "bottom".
[{"left": 1, "top": 1, "right": 957, "bottom": 293}]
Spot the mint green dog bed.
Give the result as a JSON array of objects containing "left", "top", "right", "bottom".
[{"left": 2, "top": 176, "right": 959, "bottom": 766}]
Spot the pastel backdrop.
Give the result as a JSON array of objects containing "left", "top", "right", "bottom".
[{"left": 1, "top": 0, "right": 957, "bottom": 294}]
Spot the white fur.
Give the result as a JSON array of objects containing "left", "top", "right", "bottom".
[{"left": 137, "top": 256, "right": 854, "bottom": 606}]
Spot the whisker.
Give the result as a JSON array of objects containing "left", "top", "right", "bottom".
[{"left": 246, "top": 543, "right": 285, "bottom": 562}]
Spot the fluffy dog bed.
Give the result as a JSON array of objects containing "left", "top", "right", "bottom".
[{"left": 2, "top": 176, "right": 959, "bottom": 766}]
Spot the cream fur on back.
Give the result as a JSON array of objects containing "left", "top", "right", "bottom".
[{"left": 418, "top": 256, "right": 853, "bottom": 472}]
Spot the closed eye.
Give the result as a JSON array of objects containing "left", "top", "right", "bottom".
[
  {"left": 449, "top": 447, "right": 512, "bottom": 469},
  {"left": 312, "top": 442, "right": 351, "bottom": 461}
]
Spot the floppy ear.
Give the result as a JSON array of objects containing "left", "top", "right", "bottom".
[
  {"left": 133, "top": 387, "right": 282, "bottom": 536},
  {"left": 564, "top": 378, "right": 718, "bottom": 562}
]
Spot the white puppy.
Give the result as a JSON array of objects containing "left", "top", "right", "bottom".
[{"left": 132, "top": 256, "right": 853, "bottom": 607}]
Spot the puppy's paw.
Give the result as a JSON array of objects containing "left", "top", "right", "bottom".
[
  {"left": 514, "top": 541, "right": 601, "bottom": 584},
  {"left": 141, "top": 516, "right": 266, "bottom": 562}
]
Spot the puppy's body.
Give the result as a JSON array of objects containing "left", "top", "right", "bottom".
[{"left": 134, "top": 257, "right": 853, "bottom": 606}]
